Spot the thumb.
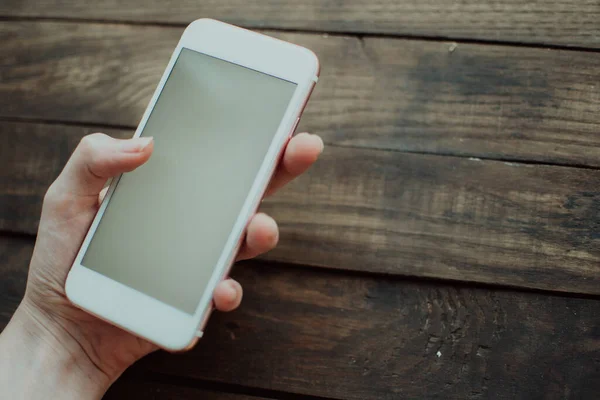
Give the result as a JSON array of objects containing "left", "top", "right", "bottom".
[{"left": 55, "top": 133, "right": 153, "bottom": 197}]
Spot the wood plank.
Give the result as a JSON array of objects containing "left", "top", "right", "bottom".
[
  {"left": 0, "top": 0, "right": 599, "bottom": 48},
  {"left": 1, "top": 21, "right": 599, "bottom": 167},
  {"left": 2, "top": 120, "right": 599, "bottom": 294},
  {"left": 2, "top": 235, "right": 600, "bottom": 399},
  {"left": 264, "top": 147, "right": 600, "bottom": 295},
  {"left": 106, "top": 378, "right": 265, "bottom": 400}
]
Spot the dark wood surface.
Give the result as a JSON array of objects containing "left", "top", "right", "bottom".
[
  {"left": 2, "top": 235, "right": 600, "bottom": 399},
  {"left": 1, "top": 3, "right": 600, "bottom": 399},
  {"left": 2, "top": 120, "right": 599, "bottom": 294},
  {"left": 1, "top": 22, "right": 599, "bottom": 167},
  {"left": 1, "top": 0, "right": 599, "bottom": 48}
]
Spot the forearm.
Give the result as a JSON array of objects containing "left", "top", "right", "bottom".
[{"left": 0, "top": 304, "right": 111, "bottom": 400}]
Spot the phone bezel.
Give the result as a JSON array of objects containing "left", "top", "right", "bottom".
[{"left": 65, "top": 18, "right": 319, "bottom": 351}]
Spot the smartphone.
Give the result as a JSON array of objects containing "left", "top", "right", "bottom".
[{"left": 65, "top": 19, "right": 319, "bottom": 351}]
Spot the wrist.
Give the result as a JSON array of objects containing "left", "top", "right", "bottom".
[{"left": 0, "top": 302, "right": 112, "bottom": 400}]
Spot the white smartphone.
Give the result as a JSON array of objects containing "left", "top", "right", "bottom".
[{"left": 65, "top": 19, "right": 319, "bottom": 351}]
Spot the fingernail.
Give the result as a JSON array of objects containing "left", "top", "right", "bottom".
[
  {"left": 225, "top": 281, "right": 237, "bottom": 302},
  {"left": 121, "top": 136, "right": 153, "bottom": 153},
  {"left": 311, "top": 134, "right": 324, "bottom": 154}
]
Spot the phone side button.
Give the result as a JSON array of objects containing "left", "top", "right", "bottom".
[{"left": 290, "top": 117, "right": 300, "bottom": 137}]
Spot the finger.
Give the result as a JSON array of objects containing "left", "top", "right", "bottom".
[
  {"left": 265, "top": 133, "right": 323, "bottom": 197},
  {"left": 54, "top": 133, "right": 153, "bottom": 197},
  {"left": 213, "top": 279, "right": 243, "bottom": 312},
  {"left": 236, "top": 213, "right": 279, "bottom": 261}
]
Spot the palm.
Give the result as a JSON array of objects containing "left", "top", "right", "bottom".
[{"left": 26, "top": 191, "right": 157, "bottom": 376}]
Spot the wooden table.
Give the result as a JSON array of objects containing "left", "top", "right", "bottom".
[{"left": 1, "top": 2, "right": 599, "bottom": 399}]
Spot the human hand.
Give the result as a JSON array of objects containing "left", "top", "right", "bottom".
[{"left": 0, "top": 131, "right": 323, "bottom": 399}]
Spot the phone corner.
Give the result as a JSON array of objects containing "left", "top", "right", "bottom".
[
  {"left": 300, "top": 46, "right": 320, "bottom": 78},
  {"left": 64, "top": 268, "right": 77, "bottom": 304},
  {"left": 185, "top": 18, "right": 220, "bottom": 33},
  {"left": 161, "top": 333, "right": 200, "bottom": 353}
]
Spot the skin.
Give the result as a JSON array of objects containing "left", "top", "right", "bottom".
[{"left": 0, "top": 132, "right": 323, "bottom": 399}]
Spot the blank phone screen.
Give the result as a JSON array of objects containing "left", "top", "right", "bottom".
[{"left": 82, "top": 48, "right": 297, "bottom": 314}]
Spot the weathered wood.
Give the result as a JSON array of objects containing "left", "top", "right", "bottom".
[
  {"left": 1, "top": 22, "right": 599, "bottom": 167},
  {"left": 2, "top": 235, "right": 600, "bottom": 399},
  {"left": 2, "top": 121, "right": 599, "bottom": 294},
  {"left": 106, "top": 377, "right": 265, "bottom": 400},
  {"left": 1, "top": 0, "right": 599, "bottom": 48},
  {"left": 264, "top": 146, "right": 600, "bottom": 295}
]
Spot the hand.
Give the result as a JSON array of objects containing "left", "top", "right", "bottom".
[{"left": 0, "top": 132, "right": 323, "bottom": 399}]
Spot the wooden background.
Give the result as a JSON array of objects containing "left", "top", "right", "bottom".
[{"left": 1, "top": 1, "right": 599, "bottom": 399}]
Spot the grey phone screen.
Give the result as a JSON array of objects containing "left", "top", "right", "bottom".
[{"left": 82, "top": 48, "right": 297, "bottom": 314}]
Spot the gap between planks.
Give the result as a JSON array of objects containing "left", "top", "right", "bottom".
[
  {"left": 2, "top": 231, "right": 600, "bottom": 303},
  {"left": 1, "top": 15, "right": 600, "bottom": 55},
  {"left": 121, "top": 369, "right": 341, "bottom": 400},
  {"left": 1, "top": 116, "right": 597, "bottom": 172}
]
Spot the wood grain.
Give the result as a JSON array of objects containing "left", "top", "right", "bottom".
[
  {"left": 2, "top": 120, "right": 599, "bottom": 295},
  {"left": 2, "top": 235, "right": 600, "bottom": 399},
  {"left": 0, "top": 0, "right": 599, "bottom": 48},
  {"left": 1, "top": 21, "right": 599, "bottom": 167},
  {"left": 264, "top": 146, "right": 600, "bottom": 295}
]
